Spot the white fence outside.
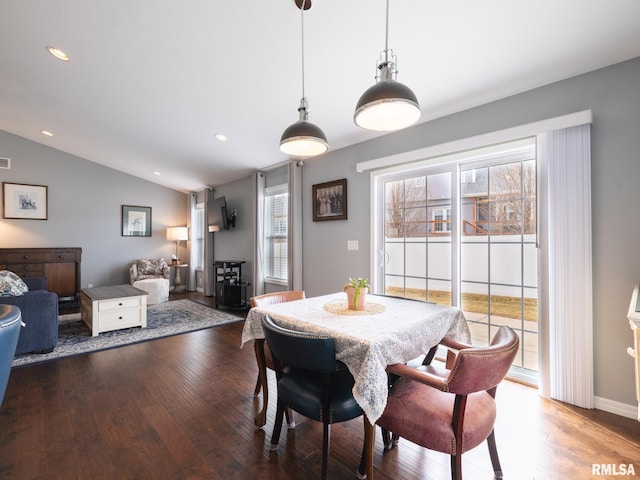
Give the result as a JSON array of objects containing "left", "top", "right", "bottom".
[{"left": 385, "top": 234, "right": 537, "bottom": 299}]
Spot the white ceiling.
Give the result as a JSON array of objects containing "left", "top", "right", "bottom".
[{"left": 1, "top": 1, "right": 639, "bottom": 193}]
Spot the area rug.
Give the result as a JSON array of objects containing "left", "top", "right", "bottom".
[{"left": 12, "top": 299, "right": 244, "bottom": 368}]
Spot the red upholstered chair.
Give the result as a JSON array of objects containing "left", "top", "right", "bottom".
[
  {"left": 249, "top": 290, "right": 305, "bottom": 427},
  {"left": 374, "top": 326, "right": 519, "bottom": 480}
]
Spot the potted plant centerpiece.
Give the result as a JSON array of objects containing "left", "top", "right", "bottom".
[{"left": 344, "top": 277, "right": 370, "bottom": 311}]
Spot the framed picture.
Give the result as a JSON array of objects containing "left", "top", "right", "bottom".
[
  {"left": 2, "top": 182, "right": 48, "bottom": 220},
  {"left": 121, "top": 205, "right": 152, "bottom": 237},
  {"left": 312, "top": 178, "right": 347, "bottom": 222}
]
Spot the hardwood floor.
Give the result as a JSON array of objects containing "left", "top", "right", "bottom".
[{"left": 1, "top": 293, "right": 639, "bottom": 479}]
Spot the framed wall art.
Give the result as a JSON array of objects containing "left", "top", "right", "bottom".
[
  {"left": 121, "top": 205, "right": 152, "bottom": 236},
  {"left": 2, "top": 182, "right": 48, "bottom": 220},
  {"left": 312, "top": 178, "right": 347, "bottom": 222}
]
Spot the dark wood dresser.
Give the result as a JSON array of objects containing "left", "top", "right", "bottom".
[{"left": 0, "top": 247, "right": 82, "bottom": 303}]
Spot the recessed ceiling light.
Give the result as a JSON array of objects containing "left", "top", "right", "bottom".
[
  {"left": 46, "top": 46, "right": 71, "bottom": 62},
  {"left": 41, "top": 130, "right": 54, "bottom": 137},
  {"left": 215, "top": 134, "right": 228, "bottom": 142},
  {"left": 153, "top": 171, "right": 162, "bottom": 176}
]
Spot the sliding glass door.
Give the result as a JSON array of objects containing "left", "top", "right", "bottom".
[{"left": 374, "top": 140, "right": 538, "bottom": 382}]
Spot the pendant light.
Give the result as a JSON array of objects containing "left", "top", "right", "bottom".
[
  {"left": 354, "top": 0, "right": 420, "bottom": 132},
  {"left": 280, "top": 0, "right": 329, "bottom": 158}
]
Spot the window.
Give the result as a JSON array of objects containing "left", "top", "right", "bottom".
[
  {"left": 194, "top": 203, "right": 204, "bottom": 270},
  {"left": 374, "top": 139, "right": 539, "bottom": 384},
  {"left": 264, "top": 184, "right": 288, "bottom": 282},
  {"left": 433, "top": 207, "right": 452, "bottom": 232},
  {"left": 460, "top": 169, "right": 476, "bottom": 183}
]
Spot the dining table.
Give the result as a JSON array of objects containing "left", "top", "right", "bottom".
[{"left": 241, "top": 292, "right": 470, "bottom": 479}]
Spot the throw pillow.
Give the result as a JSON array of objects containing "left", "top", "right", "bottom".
[
  {"left": 0, "top": 270, "right": 29, "bottom": 297},
  {"left": 137, "top": 259, "right": 166, "bottom": 275}
]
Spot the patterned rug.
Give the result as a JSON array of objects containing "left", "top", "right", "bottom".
[{"left": 12, "top": 299, "right": 244, "bottom": 368}]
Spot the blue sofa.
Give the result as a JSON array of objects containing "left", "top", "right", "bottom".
[
  {"left": 0, "top": 277, "right": 58, "bottom": 355},
  {"left": 0, "top": 305, "right": 21, "bottom": 404}
]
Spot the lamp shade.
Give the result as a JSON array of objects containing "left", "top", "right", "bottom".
[
  {"left": 354, "top": 79, "right": 421, "bottom": 131},
  {"left": 166, "top": 227, "right": 188, "bottom": 241},
  {"left": 280, "top": 120, "right": 329, "bottom": 158},
  {"left": 208, "top": 225, "right": 220, "bottom": 233}
]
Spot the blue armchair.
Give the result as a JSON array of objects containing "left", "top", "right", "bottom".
[{"left": 0, "top": 277, "right": 58, "bottom": 355}]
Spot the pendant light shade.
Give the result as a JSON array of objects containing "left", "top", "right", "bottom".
[
  {"left": 280, "top": 99, "right": 329, "bottom": 157},
  {"left": 354, "top": 62, "right": 420, "bottom": 131},
  {"left": 354, "top": 0, "right": 420, "bottom": 131},
  {"left": 280, "top": 0, "right": 328, "bottom": 158}
]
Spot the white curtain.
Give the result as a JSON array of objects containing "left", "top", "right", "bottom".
[
  {"left": 187, "top": 192, "right": 197, "bottom": 291},
  {"left": 253, "top": 173, "right": 266, "bottom": 296},
  {"left": 203, "top": 188, "right": 215, "bottom": 297},
  {"left": 288, "top": 161, "right": 303, "bottom": 290},
  {"left": 538, "top": 124, "right": 593, "bottom": 408}
]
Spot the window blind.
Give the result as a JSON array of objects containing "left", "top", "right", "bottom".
[{"left": 265, "top": 185, "right": 288, "bottom": 281}]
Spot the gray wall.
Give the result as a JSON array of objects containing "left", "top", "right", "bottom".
[
  {"left": 297, "top": 57, "right": 640, "bottom": 409},
  {"left": 213, "top": 176, "right": 255, "bottom": 299},
  {"left": 0, "top": 130, "right": 188, "bottom": 286}
]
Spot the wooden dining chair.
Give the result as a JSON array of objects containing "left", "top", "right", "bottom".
[
  {"left": 261, "top": 314, "right": 364, "bottom": 480},
  {"left": 249, "top": 290, "right": 305, "bottom": 428},
  {"left": 369, "top": 326, "right": 519, "bottom": 480}
]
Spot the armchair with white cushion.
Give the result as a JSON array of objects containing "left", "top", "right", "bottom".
[{"left": 129, "top": 259, "right": 170, "bottom": 305}]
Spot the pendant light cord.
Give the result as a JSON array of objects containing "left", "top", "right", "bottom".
[
  {"left": 300, "top": 1, "right": 306, "bottom": 100},
  {"left": 384, "top": 0, "right": 390, "bottom": 63}
]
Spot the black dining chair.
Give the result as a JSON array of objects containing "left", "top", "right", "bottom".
[{"left": 261, "top": 314, "right": 364, "bottom": 480}]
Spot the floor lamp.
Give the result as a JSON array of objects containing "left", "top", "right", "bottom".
[{"left": 166, "top": 227, "right": 188, "bottom": 290}]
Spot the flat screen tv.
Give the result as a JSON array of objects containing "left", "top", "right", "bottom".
[
  {"left": 221, "top": 203, "right": 229, "bottom": 230},
  {"left": 210, "top": 196, "right": 229, "bottom": 230}
]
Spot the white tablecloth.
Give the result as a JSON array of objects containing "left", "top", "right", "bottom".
[{"left": 241, "top": 293, "right": 470, "bottom": 423}]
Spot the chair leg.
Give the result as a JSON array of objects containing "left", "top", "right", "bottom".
[
  {"left": 381, "top": 428, "right": 399, "bottom": 450},
  {"left": 357, "top": 444, "right": 366, "bottom": 480},
  {"left": 270, "top": 400, "right": 286, "bottom": 451},
  {"left": 285, "top": 407, "right": 295, "bottom": 429},
  {"left": 487, "top": 429, "right": 504, "bottom": 479},
  {"left": 321, "top": 422, "right": 331, "bottom": 480},
  {"left": 450, "top": 454, "right": 462, "bottom": 480},
  {"left": 253, "top": 339, "right": 294, "bottom": 429},
  {"left": 357, "top": 416, "right": 375, "bottom": 480},
  {"left": 381, "top": 428, "right": 392, "bottom": 450},
  {"left": 253, "top": 340, "right": 269, "bottom": 428}
]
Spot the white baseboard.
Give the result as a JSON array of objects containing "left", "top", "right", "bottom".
[{"left": 594, "top": 396, "right": 638, "bottom": 420}]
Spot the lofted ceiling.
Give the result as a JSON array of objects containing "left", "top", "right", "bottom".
[{"left": 1, "top": 0, "right": 639, "bottom": 193}]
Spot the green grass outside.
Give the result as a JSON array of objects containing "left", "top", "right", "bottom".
[{"left": 386, "top": 287, "right": 538, "bottom": 322}]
